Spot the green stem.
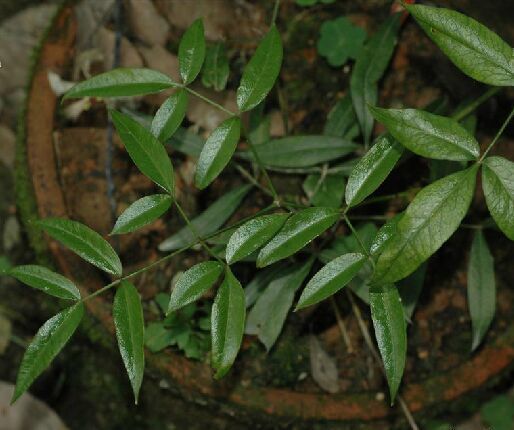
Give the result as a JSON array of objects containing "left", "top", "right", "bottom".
[
  {"left": 271, "top": 0, "right": 281, "bottom": 26},
  {"left": 478, "top": 106, "right": 514, "bottom": 162},
  {"left": 342, "top": 214, "right": 373, "bottom": 263},
  {"left": 174, "top": 200, "right": 225, "bottom": 264},
  {"left": 451, "top": 87, "right": 500, "bottom": 122},
  {"left": 183, "top": 86, "right": 236, "bottom": 116}
]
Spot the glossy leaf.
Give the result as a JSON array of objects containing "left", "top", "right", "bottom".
[
  {"left": 178, "top": 18, "right": 206, "bottom": 84},
  {"left": 370, "top": 107, "right": 480, "bottom": 161},
  {"left": 113, "top": 282, "right": 145, "bottom": 403},
  {"left": 211, "top": 269, "right": 245, "bottom": 378},
  {"left": 37, "top": 218, "right": 122, "bottom": 276},
  {"left": 202, "top": 42, "right": 229, "bottom": 91},
  {"left": 242, "top": 136, "right": 358, "bottom": 168},
  {"left": 12, "top": 304, "right": 84, "bottom": 403},
  {"left": 370, "top": 214, "right": 403, "bottom": 257},
  {"left": 236, "top": 25, "right": 283, "bottom": 112},
  {"left": 345, "top": 135, "right": 404, "bottom": 207},
  {"left": 167, "top": 261, "right": 224, "bottom": 313},
  {"left": 8, "top": 265, "right": 80, "bottom": 300},
  {"left": 112, "top": 194, "right": 172, "bottom": 235},
  {"left": 151, "top": 90, "right": 188, "bottom": 142},
  {"left": 195, "top": 117, "right": 241, "bottom": 189},
  {"left": 406, "top": 4, "right": 514, "bottom": 86},
  {"left": 373, "top": 165, "right": 478, "bottom": 283},
  {"left": 159, "top": 185, "right": 251, "bottom": 251},
  {"left": 257, "top": 207, "right": 339, "bottom": 267},
  {"left": 350, "top": 14, "right": 401, "bottom": 145},
  {"left": 370, "top": 284, "right": 406, "bottom": 403},
  {"left": 323, "top": 94, "right": 359, "bottom": 139},
  {"left": 111, "top": 110, "right": 174, "bottom": 193},
  {"left": 246, "top": 260, "right": 313, "bottom": 350},
  {"left": 226, "top": 213, "right": 289, "bottom": 264},
  {"left": 64, "top": 68, "right": 175, "bottom": 99},
  {"left": 303, "top": 174, "right": 346, "bottom": 208},
  {"left": 482, "top": 156, "right": 514, "bottom": 240},
  {"left": 296, "top": 253, "right": 366, "bottom": 309},
  {"left": 467, "top": 231, "right": 496, "bottom": 350}
]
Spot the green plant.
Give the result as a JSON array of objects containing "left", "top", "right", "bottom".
[{"left": 3, "top": 1, "right": 514, "bottom": 414}]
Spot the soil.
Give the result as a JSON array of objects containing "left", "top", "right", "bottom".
[{"left": 2, "top": 0, "right": 514, "bottom": 429}]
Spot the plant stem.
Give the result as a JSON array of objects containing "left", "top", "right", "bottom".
[
  {"left": 478, "top": 106, "right": 514, "bottom": 162},
  {"left": 235, "top": 163, "right": 275, "bottom": 198},
  {"left": 174, "top": 200, "right": 225, "bottom": 264},
  {"left": 451, "top": 87, "right": 500, "bottom": 122},
  {"left": 183, "top": 86, "right": 236, "bottom": 116},
  {"left": 342, "top": 214, "right": 373, "bottom": 261},
  {"left": 271, "top": 0, "right": 281, "bottom": 26}
]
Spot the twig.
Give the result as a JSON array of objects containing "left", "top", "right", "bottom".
[{"left": 330, "top": 297, "right": 353, "bottom": 353}]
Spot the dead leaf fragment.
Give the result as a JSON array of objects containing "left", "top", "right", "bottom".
[{"left": 309, "top": 335, "right": 339, "bottom": 394}]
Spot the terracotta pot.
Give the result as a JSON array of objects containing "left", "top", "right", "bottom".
[{"left": 18, "top": 3, "right": 514, "bottom": 428}]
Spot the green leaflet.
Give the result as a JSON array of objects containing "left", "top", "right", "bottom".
[
  {"left": 257, "top": 207, "right": 340, "bottom": 267},
  {"left": 211, "top": 268, "right": 245, "bottom": 378},
  {"left": 373, "top": 165, "right": 478, "bottom": 284},
  {"left": 242, "top": 136, "right": 358, "bottom": 168},
  {"left": 370, "top": 284, "right": 406, "bottom": 404},
  {"left": 202, "top": 42, "right": 230, "bottom": 91},
  {"left": 237, "top": 25, "right": 283, "bottom": 112},
  {"left": 370, "top": 107, "right": 480, "bottom": 161},
  {"left": 244, "top": 263, "right": 288, "bottom": 308},
  {"left": 345, "top": 135, "right": 404, "bottom": 207},
  {"left": 296, "top": 253, "right": 366, "bottom": 309},
  {"left": 64, "top": 68, "right": 175, "bottom": 99},
  {"left": 113, "top": 282, "right": 145, "bottom": 403},
  {"left": 111, "top": 110, "right": 174, "bottom": 193},
  {"left": 406, "top": 4, "right": 514, "bottom": 86},
  {"left": 167, "top": 261, "right": 224, "bottom": 313},
  {"left": 323, "top": 94, "right": 359, "bottom": 140},
  {"left": 226, "top": 213, "right": 289, "bottom": 264},
  {"left": 159, "top": 185, "right": 251, "bottom": 251},
  {"left": 350, "top": 14, "right": 401, "bottom": 146},
  {"left": 370, "top": 214, "right": 403, "bottom": 257},
  {"left": 195, "top": 117, "right": 241, "bottom": 189},
  {"left": 246, "top": 260, "right": 313, "bottom": 350},
  {"left": 8, "top": 265, "right": 80, "bottom": 300},
  {"left": 12, "top": 303, "right": 84, "bottom": 403},
  {"left": 178, "top": 18, "right": 206, "bottom": 84},
  {"left": 37, "top": 218, "right": 122, "bottom": 276},
  {"left": 151, "top": 90, "right": 188, "bottom": 142},
  {"left": 303, "top": 174, "right": 346, "bottom": 208},
  {"left": 482, "top": 156, "right": 514, "bottom": 240},
  {"left": 467, "top": 231, "right": 496, "bottom": 350},
  {"left": 112, "top": 194, "right": 172, "bottom": 235}
]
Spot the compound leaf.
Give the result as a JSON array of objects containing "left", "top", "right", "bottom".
[
  {"left": 211, "top": 268, "right": 245, "bottom": 378},
  {"left": 112, "top": 194, "right": 172, "bottom": 235},
  {"left": 167, "top": 261, "right": 224, "bottom": 313},
  {"left": 370, "top": 107, "right": 480, "bottom": 161},
  {"left": 37, "top": 218, "right": 122, "bottom": 276},
  {"left": 111, "top": 110, "right": 174, "bottom": 193},
  {"left": 12, "top": 304, "right": 84, "bottom": 403},
  {"left": 406, "top": 4, "right": 514, "bottom": 86},
  {"left": 113, "top": 282, "right": 145, "bottom": 404},
  {"left": 151, "top": 90, "right": 188, "bottom": 142},
  {"left": 8, "top": 265, "right": 80, "bottom": 300},
  {"left": 179, "top": 18, "right": 206, "bottom": 84},
  {"left": 370, "top": 284, "right": 406, "bottom": 404},
  {"left": 373, "top": 165, "right": 478, "bottom": 283},
  {"left": 237, "top": 25, "right": 283, "bottom": 112},
  {"left": 257, "top": 207, "right": 339, "bottom": 267},
  {"left": 467, "top": 231, "right": 496, "bottom": 350}
]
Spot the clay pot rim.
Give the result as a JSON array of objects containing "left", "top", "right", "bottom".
[{"left": 19, "top": 3, "right": 514, "bottom": 423}]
